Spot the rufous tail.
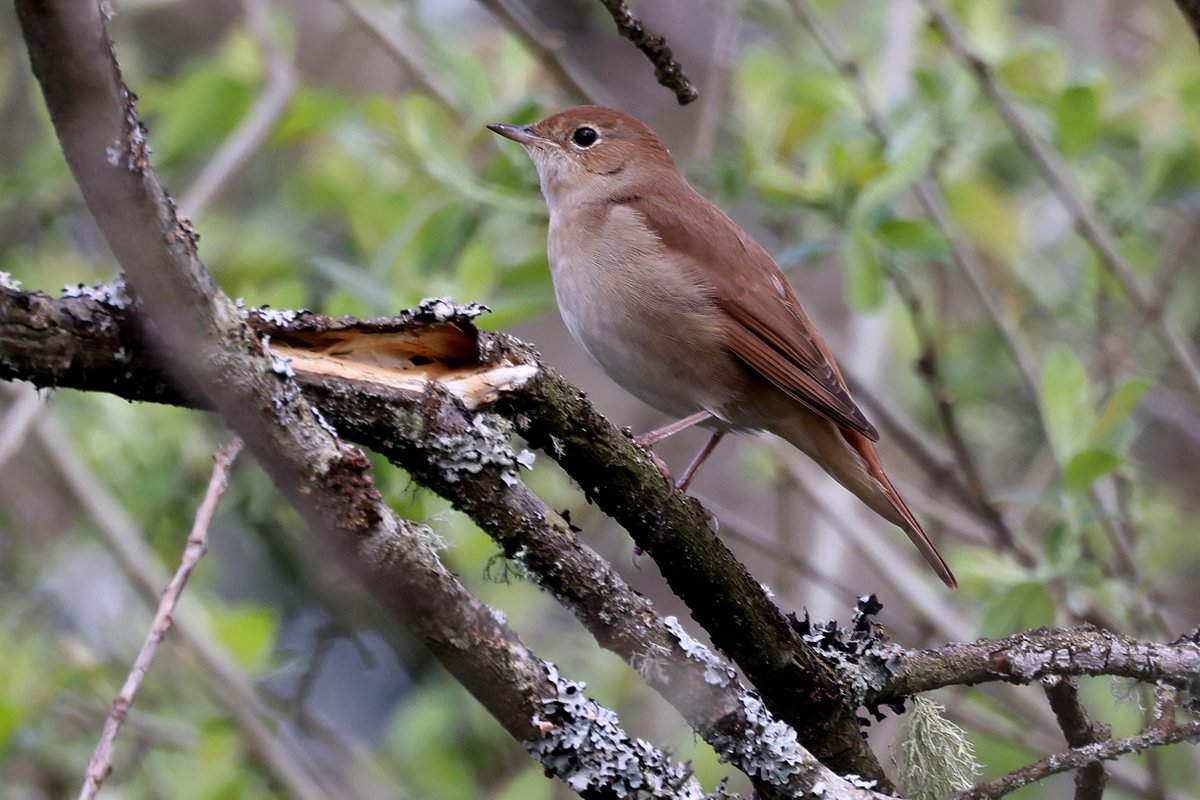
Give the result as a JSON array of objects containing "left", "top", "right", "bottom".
[{"left": 840, "top": 429, "right": 958, "bottom": 588}]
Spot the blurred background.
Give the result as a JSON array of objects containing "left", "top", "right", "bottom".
[{"left": 2, "top": 0, "right": 1200, "bottom": 796}]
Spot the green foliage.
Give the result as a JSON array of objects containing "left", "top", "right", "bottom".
[{"left": 4, "top": 0, "right": 1200, "bottom": 796}]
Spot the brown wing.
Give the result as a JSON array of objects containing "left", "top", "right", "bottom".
[{"left": 619, "top": 185, "right": 878, "bottom": 441}]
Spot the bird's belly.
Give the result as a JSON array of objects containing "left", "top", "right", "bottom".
[{"left": 550, "top": 252, "right": 745, "bottom": 422}]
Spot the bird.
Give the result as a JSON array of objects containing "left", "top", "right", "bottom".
[{"left": 488, "top": 105, "right": 957, "bottom": 588}]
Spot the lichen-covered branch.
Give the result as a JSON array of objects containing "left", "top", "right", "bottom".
[
  {"left": 0, "top": 284, "right": 891, "bottom": 794},
  {"left": 594, "top": 0, "right": 699, "bottom": 104},
  {"left": 6, "top": 4, "right": 741, "bottom": 795},
  {"left": 954, "top": 718, "right": 1200, "bottom": 800},
  {"left": 1042, "top": 677, "right": 1110, "bottom": 800},
  {"left": 867, "top": 625, "right": 1200, "bottom": 704}
]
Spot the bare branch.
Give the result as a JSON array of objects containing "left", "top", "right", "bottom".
[
  {"left": 179, "top": 0, "right": 297, "bottom": 218},
  {"left": 474, "top": 0, "right": 608, "bottom": 104},
  {"left": 868, "top": 625, "right": 1200, "bottom": 704},
  {"left": 594, "top": 0, "right": 699, "bottom": 104},
  {"left": 955, "top": 718, "right": 1200, "bottom": 800},
  {"left": 330, "top": 0, "right": 468, "bottom": 118},
  {"left": 8, "top": 5, "right": 730, "bottom": 794},
  {"left": 15, "top": 382, "right": 335, "bottom": 797},
  {"left": 1042, "top": 677, "right": 1111, "bottom": 800},
  {"left": 79, "top": 438, "right": 243, "bottom": 800},
  {"left": 917, "top": 0, "right": 1200, "bottom": 399}
]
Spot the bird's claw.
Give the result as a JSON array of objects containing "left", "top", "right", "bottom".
[{"left": 634, "top": 437, "right": 677, "bottom": 496}]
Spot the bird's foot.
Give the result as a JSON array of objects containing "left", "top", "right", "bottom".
[{"left": 632, "top": 434, "right": 676, "bottom": 496}]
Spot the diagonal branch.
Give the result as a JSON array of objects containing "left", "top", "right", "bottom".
[
  {"left": 7, "top": 4, "right": 733, "bottom": 795},
  {"left": 917, "top": 0, "right": 1200, "bottom": 399},
  {"left": 1042, "top": 677, "right": 1111, "bottom": 800},
  {"left": 79, "top": 439, "right": 243, "bottom": 800},
  {"left": 0, "top": 285, "right": 890, "bottom": 789},
  {"left": 955, "top": 717, "right": 1200, "bottom": 800},
  {"left": 474, "top": 0, "right": 608, "bottom": 104}
]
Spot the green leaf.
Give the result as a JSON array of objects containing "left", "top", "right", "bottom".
[
  {"left": 1055, "top": 84, "right": 1102, "bottom": 158},
  {"left": 943, "top": 174, "right": 1023, "bottom": 265},
  {"left": 876, "top": 218, "right": 950, "bottom": 258},
  {"left": 1041, "top": 521, "right": 1079, "bottom": 566},
  {"left": 1038, "top": 344, "right": 1093, "bottom": 461},
  {"left": 212, "top": 606, "right": 278, "bottom": 673},
  {"left": 1091, "top": 377, "right": 1151, "bottom": 443},
  {"left": 843, "top": 226, "right": 885, "bottom": 311},
  {"left": 850, "top": 115, "right": 936, "bottom": 223},
  {"left": 979, "top": 581, "right": 1056, "bottom": 638},
  {"left": 1062, "top": 448, "right": 1122, "bottom": 493}
]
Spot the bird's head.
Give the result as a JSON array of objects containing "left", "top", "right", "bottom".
[{"left": 488, "top": 105, "right": 676, "bottom": 207}]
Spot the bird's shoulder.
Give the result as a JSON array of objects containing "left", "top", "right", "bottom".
[{"left": 601, "top": 180, "right": 879, "bottom": 440}]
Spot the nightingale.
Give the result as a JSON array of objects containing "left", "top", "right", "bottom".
[{"left": 488, "top": 105, "right": 957, "bottom": 588}]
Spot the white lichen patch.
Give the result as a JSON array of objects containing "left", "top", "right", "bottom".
[
  {"left": 430, "top": 412, "right": 527, "bottom": 487},
  {"left": 713, "top": 693, "right": 804, "bottom": 785},
  {"left": 0, "top": 272, "right": 21, "bottom": 290},
  {"left": 664, "top": 616, "right": 736, "bottom": 687},
  {"left": 251, "top": 307, "right": 306, "bottom": 326},
  {"left": 525, "top": 662, "right": 712, "bottom": 799},
  {"left": 416, "top": 296, "right": 489, "bottom": 322},
  {"left": 62, "top": 277, "right": 131, "bottom": 309}
]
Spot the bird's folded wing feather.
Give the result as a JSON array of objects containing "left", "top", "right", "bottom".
[{"left": 620, "top": 189, "right": 879, "bottom": 441}]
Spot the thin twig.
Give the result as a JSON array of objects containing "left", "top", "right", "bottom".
[
  {"left": 29, "top": 408, "right": 336, "bottom": 800},
  {"left": 955, "top": 718, "right": 1200, "bottom": 800},
  {"left": 690, "top": 0, "right": 741, "bottom": 160},
  {"left": 788, "top": 0, "right": 1042, "bottom": 402},
  {"left": 594, "top": 0, "right": 699, "bottom": 104},
  {"left": 79, "top": 438, "right": 243, "bottom": 800},
  {"left": 1042, "top": 677, "right": 1111, "bottom": 800},
  {"left": 890, "top": 268, "right": 1031, "bottom": 561},
  {"left": 473, "top": 0, "right": 607, "bottom": 104},
  {"left": 179, "top": 0, "right": 297, "bottom": 218},
  {"left": 330, "top": 0, "right": 468, "bottom": 118},
  {"left": 918, "top": 0, "right": 1200, "bottom": 399},
  {"left": 0, "top": 386, "right": 43, "bottom": 468}
]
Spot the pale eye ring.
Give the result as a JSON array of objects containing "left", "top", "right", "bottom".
[{"left": 571, "top": 126, "right": 599, "bottom": 148}]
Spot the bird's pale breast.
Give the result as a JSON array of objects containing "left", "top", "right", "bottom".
[{"left": 547, "top": 202, "right": 750, "bottom": 422}]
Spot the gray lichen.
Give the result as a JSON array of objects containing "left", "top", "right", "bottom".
[
  {"left": 422, "top": 411, "right": 533, "bottom": 486},
  {"left": 61, "top": 277, "right": 131, "bottom": 309},
  {"left": 415, "top": 296, "right": 488, "bottom": 322},
  {"left": 663, "top": 616, "right": 736, "bottom": 687},
  {"left": 525, "top": 662, "right": 717, "bottom": 799},
  {"left": 709, "top": 692, "right": 805, "bottom": 786},
  {"left": 897, "top": 696, "right": 980, "bottom": 800},
  {"left": 249, "top": 307, "right": 307, "bottom": 326}
]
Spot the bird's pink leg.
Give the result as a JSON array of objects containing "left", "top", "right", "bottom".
[
  {"left": 676, "top": 431, "right": 725, "bottom": 492},
  {"left": 632, "top": 410, "right": 714, "bottom": 491},
  {"left": 633, "top": 409, "right": 713, "bottom": 449}
]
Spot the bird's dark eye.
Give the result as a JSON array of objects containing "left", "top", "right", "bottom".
[{"left": 571, "top": 126, "right": 599, "bottom": 148}]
